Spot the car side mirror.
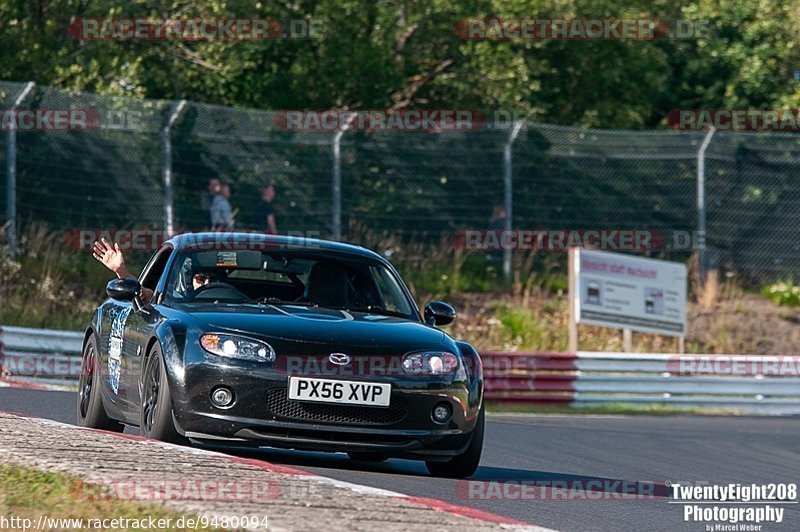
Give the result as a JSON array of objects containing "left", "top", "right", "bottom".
[
  {"left": 106, "top": 277, "right": 141, "bottom": 301},
  {"left": 424, "top": 301, "right": 456, "bottom": 326}
]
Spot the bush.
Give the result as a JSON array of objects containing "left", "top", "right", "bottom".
[
  {"left": 761, "top": 282, "right": 800, "bottom": 307},
  {"left": 494, "top": 303, "right": 568, "bottom": 351}
]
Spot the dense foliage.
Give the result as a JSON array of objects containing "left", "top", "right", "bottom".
[{"left": 2, "top": 0, "right": 799, "bottom": 129}]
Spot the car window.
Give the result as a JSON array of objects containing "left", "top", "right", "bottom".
[
  {"left": 139, "top": 246, "right": 173, "bottom": 291},
  {"left": 163, "top": 250, "right": 416, "bottom": 319},
  {"left": 370, "top": 265, "right": 413, "bottom": 315},
  {"left": 165, "top": 251, "right": 316, "bottom": 302}
]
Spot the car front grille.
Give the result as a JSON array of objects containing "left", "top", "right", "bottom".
[{"left": 265, "top": 388, "right": 408, "bottom": 426}]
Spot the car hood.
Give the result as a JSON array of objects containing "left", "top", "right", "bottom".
[{"left": 175, "top": 303, "right": 448, "bottom": 350}]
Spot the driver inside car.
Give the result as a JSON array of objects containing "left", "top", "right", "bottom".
[
  {"left": 191, "top": 271, "right": 216, "bottom": 290},
  {"left": 92, "top": 238, "right": 214, "bottom": 303}
]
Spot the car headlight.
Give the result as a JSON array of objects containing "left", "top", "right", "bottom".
[
  {"left": 402, "top": 351, "right": 459, "bottom": 375},
  {"left": 200, "top": 333, "right": 276, "bottom": 363}
]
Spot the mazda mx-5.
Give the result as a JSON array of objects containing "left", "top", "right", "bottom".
[{"left": 77, "top": 233, "right": 484, "bottom": 478}]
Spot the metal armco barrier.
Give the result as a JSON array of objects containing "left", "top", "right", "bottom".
[
  {"left": 483, "top": 351, "right": 800, "bottom": 415},
  {"left": 0, "top": 325, "right": 84, "bottom": 380},
  {"left": 2, "top": 325, "right": 800, "bottom": 415}
]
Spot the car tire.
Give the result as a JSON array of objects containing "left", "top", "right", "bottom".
[
  {"left": 77, "top": 335, "right": 124, "bottom": 432},
  {"left": 425, "top": 404, "right": 484, "bottom": 478},
  {"left": 140, "top": 344, "right": 187, "bottom": 445},
  {"left": 347, "top": 452, "right": 388, "bottom": 463}
]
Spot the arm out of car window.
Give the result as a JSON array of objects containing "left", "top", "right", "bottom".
[{"left": 92, "top": 238, "right": 154, "bottom": 303}]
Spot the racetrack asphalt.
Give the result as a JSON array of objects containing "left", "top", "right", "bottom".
[{"left": 1, "top": 388, "right": 799, "bottom": 531}]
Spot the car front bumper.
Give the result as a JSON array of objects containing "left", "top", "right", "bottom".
[{"left": 168, "top": 360, "right": 481, "bottom": 460}]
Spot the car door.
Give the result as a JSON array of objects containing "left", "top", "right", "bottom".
[
  {"left": 117, "top": 245, "right": 174, "bottom": 424},
  {"left": 97, "top": 299, "right": 134, "bottom": 421}
]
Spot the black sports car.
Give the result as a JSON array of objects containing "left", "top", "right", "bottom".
[{"left": 77, "top": 233, "right": 484, "bottom": 478}]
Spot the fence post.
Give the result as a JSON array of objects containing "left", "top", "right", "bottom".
[
  {"left": 5, "top": 82, "right": 35, "bottom": 259},
  {"left": 332, "top": 114, "right": 357, "bottom": 241},
  {"left": 162, "top": 100, "right": 187, "bottom": 237},
  {"left": 568, "top": 248, "right": 579, "bottom": 352},
  {"left": 696, "top": 128, "right": 715, "bottom": 280},
  {"left": 503, "top": 120, "right": 524, "bottom": 280}
]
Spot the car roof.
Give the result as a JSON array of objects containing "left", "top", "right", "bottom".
[{"left": 165, "top": 232, "right": 386, "bottom": 262}]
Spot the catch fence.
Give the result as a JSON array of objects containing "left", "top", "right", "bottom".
[{"left": 2, "top": 81, "right": 800, "bottom": 282}]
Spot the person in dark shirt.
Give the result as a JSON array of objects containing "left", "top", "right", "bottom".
[{"left": 252, "top": 184, "right": 278, "bottom": 234}]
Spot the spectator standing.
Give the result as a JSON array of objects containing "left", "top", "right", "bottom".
[
  {"left": 252, "top": 184, "right": 278, "bottom": 234},
  {"left": 202, "top": 178, "right": 221, "bottom": 211},
  {"left": 201, "top": 178, "right": 222, "bottom": 229},
  {"left": 489, "top": 205, "right": 507, "bottom": 232},
  {"left": 210, "top": 184, "right": 235, "bottom": 231}
]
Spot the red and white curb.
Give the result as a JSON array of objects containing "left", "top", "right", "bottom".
[
  {"left": 0, "top": 411, "right": 553, "bottom": 531},
  {"left": 0, "top": 377, "right": 77, "bottom": 392}
]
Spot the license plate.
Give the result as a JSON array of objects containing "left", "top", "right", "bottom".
[{"left": 287, "top": 377, "right": 391, "bottom": 407}]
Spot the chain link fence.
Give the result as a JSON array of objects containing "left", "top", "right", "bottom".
[{"left": 2, "top": 80, "right": 799, "bottom": 283}]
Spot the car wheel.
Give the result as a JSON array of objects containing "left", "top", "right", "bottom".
[
  {"left": 76, "top": 336, "right": 124, "bottom": 432},
  {"left": 140, "top": 344, "right": 187, "bottom": 445},
  {"left": 347, "top": 452, "right": 388, "bottom": 463},
  {"left": 425, "top": 404, "right": 484, "bottom": 478}
]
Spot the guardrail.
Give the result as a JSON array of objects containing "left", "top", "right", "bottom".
[
  {"left": 483, "top": 351, "right": 800, "bottom": 415},
  {"left": 0, "top": 325, "right": 84, "bottom": 382},
  {"left": 2, "top": 325, "right": 799, "bottom": 414}
]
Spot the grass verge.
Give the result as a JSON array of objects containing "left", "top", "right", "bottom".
[{"left": 0, "top": 464, "right": 223, "bottom": 531}]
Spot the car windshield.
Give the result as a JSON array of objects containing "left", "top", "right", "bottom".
[{"left": 164, "top": 249, "right": 416, "bottom": 319}]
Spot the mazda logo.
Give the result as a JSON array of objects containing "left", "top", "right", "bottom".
[{"left": 329, "top": 353, "right": 351, "bottom": 366}]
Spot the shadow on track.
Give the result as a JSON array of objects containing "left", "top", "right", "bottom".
[
  {"left": 199, "top": 442, "right": 668, "bottom": 500},
  {"left": 470, "top": 466, "right": 669, "bottom": 498}
]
